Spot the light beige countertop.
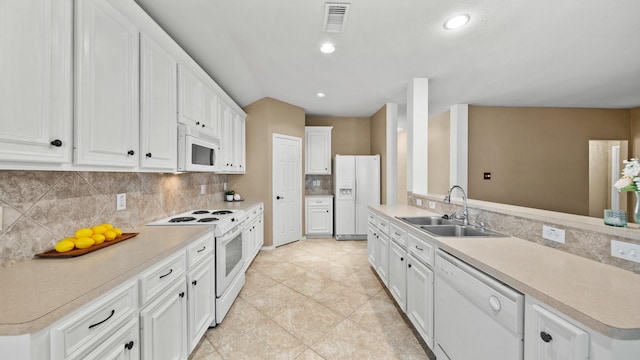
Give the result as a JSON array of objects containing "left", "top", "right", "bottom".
[
  {"left": 0, "top": 200, "right": 264, "bottom": 336},
  {"left": 305, "top": 194, "right": 334, "bottom": 198},
  {"left": 370, "top": 204, "right": 640, "bottom": 340}
]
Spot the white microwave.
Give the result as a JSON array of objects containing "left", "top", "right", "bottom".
[{"left": 177, "top": 124, "right": 221, "bottom": 172}]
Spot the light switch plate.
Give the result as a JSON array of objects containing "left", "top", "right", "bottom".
[
  {"left": 542, "top": 225, "right": 565, "bottom": 243},
  {"left": 611, "top": 240, "right": 640, "bottom": 263},
  {"left": 116, "top": 193, "right": 126, "bottom": 211},
  {"left": 223, "top": 182, "right": 227, "bottom": 191},
  {"left": 416, "top": 199, "right": 423, "bottom": 206},
  {"left": 428, "top": 201, "right": 436, "bottom": 209},
  {"left": 200, "top": 184, "right": 206, "bottom": 195}
]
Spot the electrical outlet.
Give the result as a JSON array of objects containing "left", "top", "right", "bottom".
[
  {"left": 542, "top": 225, "right": 565, "bottom": 243},
  {"left": 200, "top": 184, "right": 206, "bottom": 195},
  {"left": 611, "top": 240, "right": 640, "bottom": 264},
  {"left": 416, "top": 199, "right": 423, "bottom": 206},
  {"left": 223, "top": 182, "right": 227, "bottom": 191},
  {"left": 0, "top": 206, "right": 3, "bottom": 231},
  {"left": 116, "top": 193, "right": 126, "bottom": 211},
  {"left": 428, "top": 201, "right": 436, "bottom": 209}
]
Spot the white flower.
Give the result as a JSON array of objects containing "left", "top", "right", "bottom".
[{"left": 615, "top": 177, "right": 633, "bottom": 189}]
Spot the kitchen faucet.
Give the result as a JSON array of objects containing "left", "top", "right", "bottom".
[{"left": 444, "top": 185, "right": 468, "bottom": 225}]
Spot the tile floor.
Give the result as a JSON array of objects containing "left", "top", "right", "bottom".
[{"left": 189, "top": 238, "right": 435, "bottom": 360}]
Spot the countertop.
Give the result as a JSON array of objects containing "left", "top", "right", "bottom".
[
  {"left": 370, "top": 204, "right": 640, "bottom": 340},
  {"left": 0, "top": 200, "right": 263, "bottom": 336}
]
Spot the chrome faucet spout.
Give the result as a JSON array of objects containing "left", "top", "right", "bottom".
[{"left": 445, "top": 185, "right": 468, "bottom": 225}]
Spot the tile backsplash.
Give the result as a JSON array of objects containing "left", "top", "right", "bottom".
[
  {"left": 408, "top": 193, "right": 640, "bottom": 273},
  {"left": 0, "top": 171, "right": 227, "bottom": 268},
  {"left": 305, "top": 175, "right": 332, "bottom": 195}
]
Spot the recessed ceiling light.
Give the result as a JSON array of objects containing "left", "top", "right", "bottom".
[
  {"left": 320, "top": 43, "right": 335, "bottom": 54},
  {"left": 316, "top": 92, "right": 326, "bottom": 98},
  {"left": 443, "top": 14, "right": 470, "bottom": 30}
]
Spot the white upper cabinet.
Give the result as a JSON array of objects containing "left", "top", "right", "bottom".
[
  {"left": 0, "top": 0, "right": 72, "bottom": 165},
  {"left": 74, "top": 0, "right": 139, "bottom": 167},
  {"left": 232, "top": 113, "right": 246, "bottom": 172},
  {"left": 178, "top": 65, "right": 220, "bottom": 138},
  {"left": 218, "top": 101, "right": 245, "bottom": 174},
  {"left": 305, "top": 126, "right": 332, "bottom": 174},
  {"left": 139, "top": 34, "right": 177, "bottom": 171}
]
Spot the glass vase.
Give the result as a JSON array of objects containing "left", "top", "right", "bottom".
[{"left": 635, "top": 191, "right": 640, "bottom": 224}]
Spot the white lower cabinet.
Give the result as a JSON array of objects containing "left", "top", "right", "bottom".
[
  {"left": 367, "top": 215, "right": 377, "bottom": 266},
  {"left": 187, "top": 257, "right": 214, "bottom": 354},
  {"left": 305, "top": 196, "right": 333, "bottom": 236},
  {"left": 525, "top": 299, "right": 589, "bottom": 360},
  {"left": 140, "top": 278, "right": 188, "bottom": 360},
  {"left": 375, "top": 231, "right": 390, "bottom": 286},
  {"left": 406, "top": 254, "right": 434, "bottom": 348},
  {"left": 83, "top": 318, "right": 139, "bottom": 360},
  {"left": 388, "top": 240, "right": 407, "bottom": 312}
]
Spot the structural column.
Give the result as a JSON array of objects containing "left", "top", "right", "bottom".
[
  {"left": 449, "top": 104, "right": 468, "bottom": 190},
  {"left": 407, "top": 78, "right": 429, "bottom": 195}
]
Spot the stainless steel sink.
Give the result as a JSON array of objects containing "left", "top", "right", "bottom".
[
  {"left": 419, "top": 225, "right": 508, "bottom": 238},
  {"left": 397, "top": 216, "right": 454, "bottom": 226}
]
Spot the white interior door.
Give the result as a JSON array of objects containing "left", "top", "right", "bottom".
[{"left": 273, "top": 134, "right": 301, "bottom": 247}]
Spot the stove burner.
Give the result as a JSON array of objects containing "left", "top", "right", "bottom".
[
  {"left": 197, "top": 217, "right": 219, "bottom": 223},
  {"left": 192, "top": 210, "right": 210, "bottom": 215},
  {"left": 169, "top": 216, "right": 197, "bottom": 223},
  {"left": 211, "top": 210, "right": 233, "bottom": 215}
]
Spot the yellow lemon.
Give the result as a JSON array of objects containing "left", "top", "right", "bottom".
[
  {"left": 104, "top": 230, "right": 117, "bottom": 241},
  {"left": 75, "top": 237, "right": 95, "bottom": 249},
  {"left": 75, "top": 228, "right": 93, "bottom": 238},
  {"left": 113, "top": 228, "right": 123, "bottom": 237},
  {"left": 91, "top": 234, "right": 106, "bottom": 245},
  {"left": 91, "top": 225, "right": 107, "bottom": 235},
  {"left": 100, "top": 223, "right": 114, "bottom": 230},
  {"left": 62, "top": 237, "right": 77, "bottom": 244},
  {"left": 55, "top": 239, "right": 75, "bottom": 253}
]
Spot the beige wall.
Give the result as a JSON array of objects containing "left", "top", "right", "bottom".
[
  {"left": 397, "top": 130, "right": 407, "bottom": 204},
  {"left": 631, "top": 107, "right": 640, "bottom": 156},
  {"left": 229, "top": 98, "right": 305, "bottom": 246},
  {"left": 370, "top": 105, "right": 387, "bottom": 204},
  {"left": 427, "top": 110, "right": 451, "bottom": 195},
  {"left": 305, "top": 116, "right": 371, "bottom": 156},
  {"left": 468, "top": 106, "right": 630, "bottom": 216}
]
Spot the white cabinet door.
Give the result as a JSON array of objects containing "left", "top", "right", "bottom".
[
  {"left": 202, "top": 86, "right": 219, "bottom": 137},
  {"left": 307, "top": 206, "right": 332, "bottom": 234},
  {"left": 139, "top": 34, "right": 176, "bottom": 171},
  {"left": 82, "top": 318, "right": 139, "bottom": 360},
  {"left": 305, "top": 127, "right": 332, "bottom": 174},
  {"left": 367, "top": 225, "right": 377, "bottom": 266},
  {"left": 0, "top": 0, "right": 72, "bottom": 165},
  {"left": 375, "top": 231, "right": 389, "bottom": 286},
  {"left": 232, "top": 114, "right": 246, "bottom": 172},
  {"left": 525, "top": 303, "right": 589, "bottom": 360},
  {"left": 187, "top": 257, "right": 214, "bottom": 354},
  {"left": 140, "top": 279, "right": 188, "bottom": 360},
  {"left": 218, "top": 101, "right": 233, "bottom": 171},
  {"left": 407, "top": 256, "right": 434, "bottom": 348},
  {"left": 177, "top": 65, "right": 202, "bottom": 130},
  {"left": 388, "top": 240, "right": 407, "bottom": 312},
  {"left": 74, "top": 0, "right": 139, "bottom": 167}
]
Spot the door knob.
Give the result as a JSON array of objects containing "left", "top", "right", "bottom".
[
  {"left": 127, "top": 150, "right": 135, "bottom": 156},
  {"left": 50, "top": 139, "right": 63, "bottom": 147},
  {"left": 276, "top": 196, "right": 284, "bottom": 200},
  {"left": 146, "top": 153, "right": 152, "bottom": 158}
]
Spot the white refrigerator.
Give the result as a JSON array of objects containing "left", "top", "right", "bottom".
[{"left": 334, "top": 155, "right": 380, "bottom": 240}]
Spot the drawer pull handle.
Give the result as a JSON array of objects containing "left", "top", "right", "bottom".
[
  {"left": 394, "top": 232, "right": 401, "bottom": 236},
  {"left": 159, "top": 268, "right": 173, "bottom": 279},
  {"left": 540, "top": 331, "right": 553, "bottom": 343},
  {"left": 415, "top": 245, "right": 423, "bottom": 251},
  {"left": 88, "top": 309, "right": 115, "bottom": 329},
  {"left": 124, "top": 341, "right": 134, "bottom": 350},
  {"left": 179, "top": 292, "right": 185, "bottom": 298},
  {"left": 197, "top": 246, "right": 206, "bottom": 253},
  {"left": 192, "top": 280, "right": 198, "bottom": 286}
]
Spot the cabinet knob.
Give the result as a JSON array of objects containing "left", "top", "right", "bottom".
[
  {"left": 326, "top": 210, "right": 329, "bottom": 213},
  {"left": 50, "top": 139, "right": 63, "bottom": 147},
  {"left": 127, "top": 150, "right": 135, "bottom": 156},
  {"left": 408, "top": 264, "right": 412, "bottom": 268},
  {"left": 196, "top": 121, "right": 200, "bottom": 125},
  {"left": 192, "top": 280, "right": 197, "bottom": 286},
  {"left": 400, "top": 257, "right": 404, "bottom": 261},
  {"left": 540, "top": 331, "right": 553, "bottom": 343},
  {"left": 146, "top": 153, "right": 152, "bottom": 158},
  {"left": 179, "top": 292, "right": 185, "bottom": 298},
  {"left": 124, "top": 341, "right": 134, "bottom": 350},
  {"left": 202, "top": 124, "right": 206, "bottom": 128}
]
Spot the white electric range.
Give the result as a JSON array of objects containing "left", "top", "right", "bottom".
[{"left": 147, "top": 208, "right": 246, "bottom": 325}]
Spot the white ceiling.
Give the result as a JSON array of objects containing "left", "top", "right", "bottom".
[{"left": 134, "top": 0, "right": 640, "bottom": 118}]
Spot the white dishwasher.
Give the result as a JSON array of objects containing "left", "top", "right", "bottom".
[{"left": 435, "top": 250, "right": 524, "bottom": 360}]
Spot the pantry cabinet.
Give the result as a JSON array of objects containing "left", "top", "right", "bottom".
[
  {"left": 305, "top": 196, "right": 333, "bottom": 237},
  {"left": 139, "top": 34, "right": 177, "bottom": 171},
  {"left": 305, "top": 127, "right": 332, "bottom": 174},
  {"left": 74, "top": 0, "right": 139, "bottom": 167},
  {"left": 0, "top": 0, "right": 72, "bottom": 166}
]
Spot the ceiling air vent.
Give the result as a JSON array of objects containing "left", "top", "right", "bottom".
[{"left": 323, "top": 3, "right": 350, "bottom": 33}]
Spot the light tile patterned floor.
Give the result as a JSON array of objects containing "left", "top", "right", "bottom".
[{"left": 189, "top": 238, "right": 434, "bottom": 360}]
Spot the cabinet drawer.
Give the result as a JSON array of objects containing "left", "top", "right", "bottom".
[
  {"left": 51, "top": 280, "right": 138, "bottom": 360},
  {"left": 390, "top": 223, "right": 408, "bottom": 248},
  {"left": 306, "top": 197, "right": 332, "bottom": 207},
  {"left": 139, "top": 251, "right": 186, "bottom": 305},
  {"left": 377, "top": 216, "right": 390, "bottom": 236},
  {"left": 368, "top": 211, "right": 377, "bottom": 226},
  {"left": 408, "top": 231, "right": 434, "bottom": 267},
  {"left": 186, "top": 232, "right": 214, "bottom": 268}
]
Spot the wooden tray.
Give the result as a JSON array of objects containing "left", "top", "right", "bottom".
[{"left": 35, "top": 233, "right": 139, "bottom": 258}]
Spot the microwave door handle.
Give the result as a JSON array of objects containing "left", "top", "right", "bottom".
[{"left": 210, "top": 148, "right": 214, "bottom": 166}]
